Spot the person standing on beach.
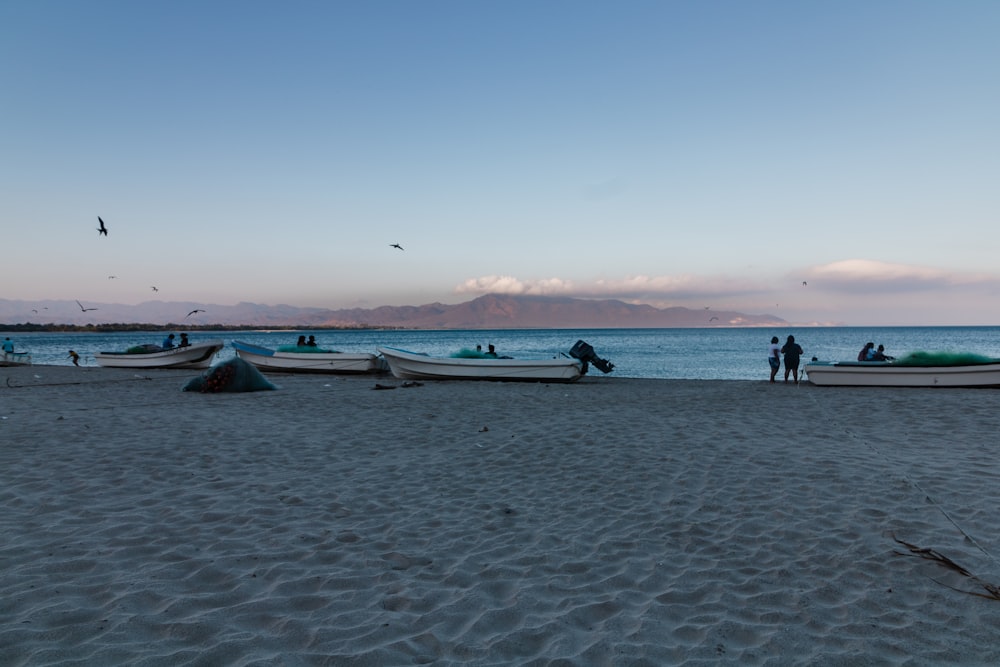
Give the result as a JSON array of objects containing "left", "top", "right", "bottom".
[
  {"left": 781, "top": 335, "right": 803, "bottom": 384},
  {"left": 768, "top": 336, "right": 781, "bottom": 383},
  {"left": 2, "top": 337, "right": 13, "bottom": 355},
  {"left": 68, "top": 350, "right": 80, "bottom": 366}
]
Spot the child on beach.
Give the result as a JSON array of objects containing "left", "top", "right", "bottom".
[{"left": 68, "top": 350, "right": 80, "bottom": 366}]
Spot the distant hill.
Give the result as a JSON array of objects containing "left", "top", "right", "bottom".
[{"left": 0, "top": 294, "right": 787, "bottom": 329}]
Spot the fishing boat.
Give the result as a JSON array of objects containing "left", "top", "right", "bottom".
[
  {"left": 1, "top": 351, "right": 32, "bottom": 367},
  {"left": 231, "top": 340, "right": 387, "bottom": 374},
  {"left": 377, "top": 340, "right": 614, "bottom": 383},
  {"left": 805, "top": 352, "right": 1000, "bottom": 388},
  {"left": 94, "top": 339, "right": 224, "bottom": 369}
]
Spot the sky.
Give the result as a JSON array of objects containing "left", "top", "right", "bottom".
[{"left": 2, "top": 1, "right": 999, "bottom": 326}]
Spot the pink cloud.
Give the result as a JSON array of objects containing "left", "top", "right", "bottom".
[{"left": 800, "top": 259, "right": 997, "bottom": 293}]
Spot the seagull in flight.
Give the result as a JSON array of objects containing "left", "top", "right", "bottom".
[
  {"left": 76, "top": 300, "right": 98, "bottom": 312},
  {"left": 709, "top": 316, "right": 719, "bottom": 322},
  {"left": 97, "top": 216, "right": 108, "bottom": 236},
  {"left": 802, "top": 281, "right": 808, "bottom": 286},
  {"left": 151, "top": 286, "right": 158, "bottom": 292},
  {"left": 390, "top": 243, "right": 404, "bottom": 251},
  {"left": 108, "top": 275, "right": 117, "bottom": 279},
  {"left": 186, "top": 309, "right": 205, "bottom": 318}
]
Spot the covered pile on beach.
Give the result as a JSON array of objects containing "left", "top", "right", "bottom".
[
  {"left": 2, "top": 367, "right": 1000, "bottom": 664},
  {"left": 182, "top": 357, "right": 277, "bottom": 393}
]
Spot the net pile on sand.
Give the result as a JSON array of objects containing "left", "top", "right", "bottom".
[{"left": 182, "top": 357, "right": 277, "bottom": 393}]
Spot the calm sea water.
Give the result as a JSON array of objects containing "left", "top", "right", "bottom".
[{"left": 6, "top": 327, "right": 1000, "bottom": 380}]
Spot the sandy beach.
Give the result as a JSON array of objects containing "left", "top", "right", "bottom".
[{"left": 2, "top": 366, "right": 1000, "bottom": 665}]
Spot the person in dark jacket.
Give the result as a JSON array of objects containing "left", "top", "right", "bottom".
[{"left": 781, "top": 335, "right": 804, "bottom": 384}]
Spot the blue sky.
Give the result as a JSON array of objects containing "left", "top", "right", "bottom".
[{"left": 2, "top": 1, "right": 998, "bottom": 325}]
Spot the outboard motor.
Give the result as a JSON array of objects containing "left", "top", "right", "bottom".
[{"left": 569, "top": 340, "right": 615, "bottom": 374}]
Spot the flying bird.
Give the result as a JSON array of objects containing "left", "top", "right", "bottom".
[
  {"left": 802, "top": 281, "right": 808, "bottom": 286},
  {"left": 151, "top": 286, "right": 158, "bottom": 292},
  {"left": 186, "top": 309, "right": 205, "bottom": 318},
  {"left": 108, "top": 275, "right": 117, "bottom": 279},
  {"left": 709, "top": 316, "right": 719, "bottom": 322},
  {"left": 76, "top": 300, "right": 98, "bottom": 312},
  {"left": 97, "top": 216, "right": 108, "bottom": 236},
  {"left": 390, "top": 243, "right": 404, "bottom": 251}
]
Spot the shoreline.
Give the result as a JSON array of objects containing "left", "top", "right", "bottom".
[{"left": 3, "top": 368, "right": 1000, "bottom": 663}]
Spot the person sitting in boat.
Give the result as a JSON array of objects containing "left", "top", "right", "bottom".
[
  {"left": 296, "top": 335, "right": 307, "bottom": 347},
  {"left": 858, "top": 342, "right": 875, "bottom": 361},
  {"left": 306, "top": 335, "right": 318, "bottom": 347},
  {"left": 484, "top": 344, "right": 498, "bottom": 358},
  {"left": 178, "top": 333, "right": 190, "bottom": 347},
  {"left": 162, "top": 333, "right": 176, "bottom": 349},
  {"left": 871, "top": 344, "right": 894, "bottom": 361}
]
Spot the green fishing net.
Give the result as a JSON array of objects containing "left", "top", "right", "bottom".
[
  {"left": 450, "top": 348, "right": 491, "bottom": 358},
  {"left": 893, "top": 351, "right": 999, "bottom": 367},
  {"left": 126, "top": 344, "right": 163, "bottom": 354}
]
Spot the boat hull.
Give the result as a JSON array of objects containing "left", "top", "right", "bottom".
[
  {"left": 232, "top": 340, "right": 385, "bottom": 374},
  {"left": 94, "top": 340, "right": 224, "bottom": 369},
  {"left": 804, "top": 361, "right": 1000, "bottom": 388},
  {"left": 377, "top": 346, "right": 584, "bottom": 382}
]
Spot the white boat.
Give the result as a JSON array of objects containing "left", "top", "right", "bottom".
[
  {"left": 231, "top": 340, "right": 387, "bottom": 374},
  {"left": 377, "top": 340, "right": 614, "bottom": 383},
  {"left": 94, "top": 340, "right": 224, "bottom": 369},
  {"left": 805, "top": 358, "right": 1000, "bottom": 388},
  {"left": 1, "top": 351, "right": 32, "bottom": 367}
]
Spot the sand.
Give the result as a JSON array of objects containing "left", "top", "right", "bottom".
[{"left": 2, "top": 366, "right": 1000, "bottom": 665}]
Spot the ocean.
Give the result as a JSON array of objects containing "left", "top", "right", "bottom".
[{"left": 6, "top": 326, "right": 1000, "bottom": 380}]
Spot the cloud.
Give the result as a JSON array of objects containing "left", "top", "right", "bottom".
[
  {"left": 455, "top": 274, "right": 768, "bottom": 301},
  {"left": 801, "top": 259, "right": 997, "bottom": 293},
  {"left": 455, "top": 276, "right": 575, "bottom": 296},
  {"left": 457, "top": 261, "right": 1000, "bottom": 306}
]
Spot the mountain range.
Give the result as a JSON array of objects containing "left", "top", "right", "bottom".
[{"left": 0, "top": 294, "right": 787, "bottom": 329}]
